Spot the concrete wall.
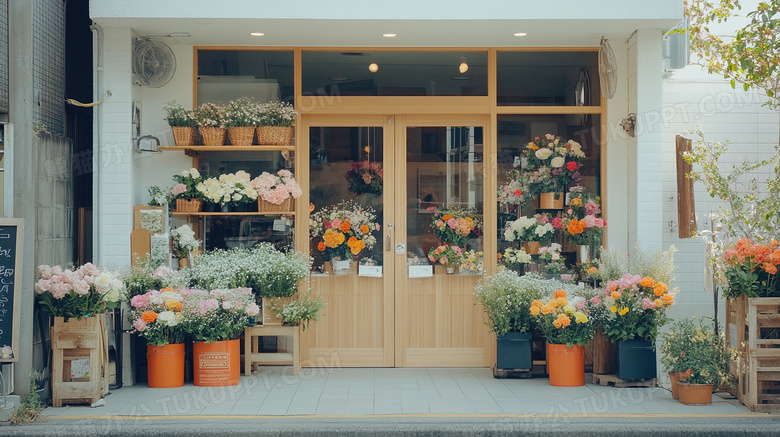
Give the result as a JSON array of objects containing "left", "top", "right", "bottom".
[
  {"left": 32, "top": 1, "right": 65, "bottom": 135},
  {"left": 35, "top": 131, "right": 74, "bottom": 266}
]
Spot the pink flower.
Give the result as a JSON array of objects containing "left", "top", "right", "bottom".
[
  {"left": 642, "top": 298, "right": 657, "bottom": 310},
  {"left": 545, "top": 133, "right": 555, "bottom": 140},
  {"left": 440, "top": 257, "right": 449, "bottom": 265},
  {"left": 153, "top": 266, "right": 171, "bottom": 279},
  {"left": 447, "top": 218, "right": 458, "bottom": 229},
  {"left": 576, "top": 299, "right": 586, "bottom": 310},
  {"left": 593, "top": 218, "right": 604, "bottom": 228},
  {"left": 72, "top": 280, "right": 91, "bottom": 295},
  {"left": 436, "top": 220, "right": 444, "bottom": 227},
  {"left": 428, "top": 255, "right": 436, "bottom": 262},
  {"left": 330, "top": 218, "right": 343, "bottom": 229},
  {"left": 133, "top": 319, "right": 147, "bottom": 332},
  {"left": 200, "top": 298, "right": 219, "bottom": 314},
  {"left": 247, "top": 303, "right": 260, "bottom": 317},
  {"left": 591, "top": 295, "right": 602, "bottom": 305},
  {"left": 552, "top": 217, "right": 563, "bottom": 229},
  {"left": 51, "top": 283, "right": 71, "bottom": 299},
  {"left": 583, "top": 214, "right": 597, "bottom": 228},
  {"left": 222, "top": 301, "right": 234, "bottom": 310},
  {"left": 537, "top": 215, "right": 549, "bottom": 224},
  {"left": 131, "top": 294, "right": 150, "bottom": 308},
  {"left": 171, "top": 183, "right": 186, "bottom": 196},
  {"left": 38, "top": 265, "right": 53, "bottom": 280},
  {"left": 585, "top": 201, "right": 600, "bottom": 215},
  {"left": 452, "top": 246, "right": 462, "bottom": 254}
]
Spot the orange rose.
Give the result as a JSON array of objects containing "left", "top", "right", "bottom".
[
  {"left": 442, "top": 214, "right": 453, "bottom": 221},
  {"left": 663, "top": 294, "right": 674, "bottom": 305},
  {"left": 560, "top": 315, "right": 571, "bottom": 327},
  {"left": 530, "top": 306, "right": 540, "bottom": 316},
  {"left": 165, "top": 300, "right": 178, "bottom": 311},
  {"left": 361, "top": 225, "right": 369, "bottom": 234},
  {"left": 141, "top": 311, "right": 157, "bottom": 323},
  {"left": 571, "top": 198, "right": 582, "bottom": 207},
  {"left": 567, "top": 219, "right": 586, "bottom": 235},
  {"left": 541, "top": 304, "right": 554, "bottom": 315},
  {"left": 553, "top": 319, "right": 562, "bottom": 328},
  {"left": 556, "top": 297, "right": 568, "bottom": 306},
  {"left": 639, "top": 277, "right": 655, "bottom": 288},
  {"left": 531, "top": 300, "right": 543, "bottom": 308},
  {"left": 555, "top": 290, "right": 567, "bottom": 299},
  {"left": 654, "top": 298, "right": 664, "bottom": 308},
  {"left": 340, "top": 221, "right": 351, "bottom": 233},
  {"left": 611, "top": 291, "right": 621, "bottom": 300},
  {"left": 653, "top": 282, "right": 668, "bottom": 297},
  {"left": 318, "top": 242, "right": 326, "bottom": 251}
]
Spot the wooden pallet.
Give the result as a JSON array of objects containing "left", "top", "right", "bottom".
[
  {"left": 592, "top": 373, "right": 657, "bottom": 388},
  {"left": 51, "top": 316, "right": 109, "bottom": 407},
  {"left": 492, "top": 367, "right": 533, "bottom": 379}
]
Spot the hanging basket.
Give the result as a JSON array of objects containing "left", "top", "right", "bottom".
[
  {"left": 176, "top": 198, "right": 203, "bottom": 213},
  {"left": 199, "top": 126, "right": 226, "bottom": 146},
  {"left": 228, "top": 127, "right": 255, "bottom": 146},
  {"left": 257, "top": 197, "right": 293, "bottom": 213},
  {"left": 171, "top": 126, "right": 195, "bottom": 146},
  {"left": 256, "top": 126, "right": 293, "bottom": 146}
]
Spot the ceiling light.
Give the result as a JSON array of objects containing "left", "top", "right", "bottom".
[
  {"left": 368, "top": 63, "right": 379, "bottom": 73},
  {"left": 249, "top": 32, "right": 266, "bottom": 37},
  {"left": 382, "top": 33, "right": 397, "bottom": 38},
  {"left": 513, "top": 32, "right": 528, "bottom": 37},
  {"left": 459, "top": 62, "right": 469, "bottom": 74}
]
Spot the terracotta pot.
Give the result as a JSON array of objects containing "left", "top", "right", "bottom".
[
  {"left": 539, "top": 192, "right": 564, "bottom": 209},
  {"left": 669, "top": 372, "right": 685, "bottom": 400},
  {"left": 547, "top": 343, "right": 585, "bottom": 387},
  {"left": 193, "top": 339, "right": 240, "bottom": 387},
  {"left": 523, "top": 241, "right": 542, "bottom": 255},
  {"left": 147, "top": 343, "right": 185, "bottom": 388},
  {"left": 677, "top": 381, "right": 713, "bottom": 405}
]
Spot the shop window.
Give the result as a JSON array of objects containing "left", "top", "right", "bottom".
[
  {"left": 196, "top": 50, "right": 294, "bottom": 105},
  {"left": 302, "top": 51, "right": 488, "bottom": 97},
  {"left": 497, "top": 52, "right": 600, "bottom": 106}
]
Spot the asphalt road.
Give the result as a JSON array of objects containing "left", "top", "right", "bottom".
[{"left": 1, "top": 415, "right": 779, "bottom": 436}]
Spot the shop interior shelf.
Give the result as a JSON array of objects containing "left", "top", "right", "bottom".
[{"left": 171, "top": 211, "right": 295, "bottom": 217}]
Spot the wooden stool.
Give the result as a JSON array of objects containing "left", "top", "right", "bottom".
[{"left": 244, "top": 325, "right": 300, "bottom": 376}]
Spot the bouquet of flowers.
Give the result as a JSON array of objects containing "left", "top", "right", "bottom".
[
  {"left": 721, "top": 238, "right": 780, "bottom": 298},
  {"left": 171, "top": 224, "right": 200, "bottom": 258},
  {"left": 191, "top": 102, "right": 224, "bottom": 127},
  {"left": 35, "top": 263, "right": 125, "bottom": 318},
  {"left": 250, "top": 169, "right": 303, "bottom": 205},
  {"left": 171, "top": 168, "right": 205, "bottom": 201},
  {"left": 499, "top": 248, "right": 532, "bottom": 272},
  {"left": 310, "top": 200, "right": 380, "bottom": 261},
  {"left": 196, "top": 171, "right": 258, "bottom": 207},
  {"left": 503, "top": 214, "right": 554, "bottom": 244},
  {"left": 147, "top": 185, "right": 173, "bottom": 208},
  {"left": 427, "top": 244, "right": 464, "bottom": 267},
  {"left": 523, "top": 134, "right": 586, "bottom": 195},
  {"left": 181, "top": 287, "right": 260, "bottom": 343},
  {"left": 222, "top": 97, "right": 261, "bottom": 128},
  {"left": 345, "top": 146, "right": 383, "bottom": 196},
  {"left": 458, "top": 250, "right": 484, "bottom": 273},
  {"left": 129, "top": 287, "right": 186, "bottom": 346},
  {"left": 258, "top": 100, "right": 296, "bottom": 127},
  {"left": 531, "top": 289, "right": 594, "bottom": 347},
  {"left": 595, "top": 273, "right": 675, "bottom": 343},
  {"left": 497, "top": 170, "right": 532, "bottom": 211},
  {"left": 557, "top": 188, "right": 605, "bottom": 247},
  {"left": 430, "top": 206, "right": 482, "bottom": 246}
]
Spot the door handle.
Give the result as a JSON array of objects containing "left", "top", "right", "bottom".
[{"left": 385, "top": 222, "right": 393, "bottom": 251}]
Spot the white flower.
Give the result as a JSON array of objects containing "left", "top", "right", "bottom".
[
  {"left": 504, "top": 228, "right": 516, "bottom": 242},
  {"left": 93, "top": 272, "right": 113, "bottom": 294},
  {"left": 157, "top": 311, "right": 178, "bottom": 327},
  {"left": 189, "top": 168, "right": 201, "bottom": 178},
  {"left": 535, "top": 148, "right": 553, "bottom": 160},
  {"left": 551, "top": 156, "right": 565, "bottom": 168}
]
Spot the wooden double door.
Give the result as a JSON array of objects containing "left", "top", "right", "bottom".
[{"left": 300, "top": 115, "right": 491, "bottom": 367}]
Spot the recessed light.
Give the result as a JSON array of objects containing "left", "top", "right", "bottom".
[
  {"left": 368, "top": 63, "right": 379, "bottom": 73},
  {"left": 513, "top": 32, "right": 528, "bottom": 37},
  {"left": 249, "top": 32, "right": 266, "bottom": 37},
  {"left": 382, "top": 33, "right": 397, "bottom": 38}
]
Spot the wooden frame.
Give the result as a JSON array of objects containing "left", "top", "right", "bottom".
[{"left": 0, "top": 218, "right": 22, "bottom": 363}]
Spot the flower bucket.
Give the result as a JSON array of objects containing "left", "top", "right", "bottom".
[
  {"left": 678, "top": 382, "right": 713, "bottom": 405},
  {"left": 199, "top": 126, "right": 226, "bottom": 146},
  {"left": 257, "top": 197, "right": 293, "bottom": 213},
  {"left": 496, "top": 332, "right": 533, "bottom": 371},
  {"left": 577, "top": 245, "right": 593, "bottom": 264},
  {"left": 522, "top": 241, "right": 542, "bottom": 255},
  {"left": 228, "top": 127, "right": 255, "bottom": 146},
  {"left": 616, "top": 339, "right": 657, "bottom": 381},
  {"left": 547, "top": 343, "right": 585, "bottom": 387},
  {"left": 669, "top": 372, "right": 685, "bottom": 400},
  {"left": 332, "top": 259, "right": 352, "bottom": 276},
  {"left": 147, "top": 343, "right": 185, "bottom": 388},
  {"left": 539, "top": 192, "right": 564, "bottom": 209},
  {"left": 193, "top": 339, "right": 240, "bottom": 387},
  {"left": 176, "top": 198, "right": 203, "bottom": 213},
  {"left": 256, "top": 126, "right": 293, "bottom": 146},
  {"left": 171, "top": 126, "right": 195, "bottom": 146}
]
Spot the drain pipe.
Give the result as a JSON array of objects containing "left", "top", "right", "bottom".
[{"left": 89, "top": 22, "right": 102, "bottom": 264}]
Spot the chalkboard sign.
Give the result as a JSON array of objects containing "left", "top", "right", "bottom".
[{"left": 0, "top": 219, "right": 23, "bottom": 363}]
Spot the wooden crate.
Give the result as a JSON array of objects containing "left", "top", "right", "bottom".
[
  {"left": 727, "top": 296, "right": 780, "bottom": 412},
  {"left": 51, "top": 316, "right": 109, "bottom": 407}
]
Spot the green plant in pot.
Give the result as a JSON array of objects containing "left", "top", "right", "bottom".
[
  {"left": 247, "top": 249, "right": 312, "bottom": 324},
  {"left": 475, "top": 270, "right": 544, "bottom": 371},
  {"left": 270, "top": 288, "right": 326, "bottom": 331}
]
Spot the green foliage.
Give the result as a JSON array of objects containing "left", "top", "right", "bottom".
[
  {"left": 251, "top": 251, "right": 312, "bottom": 298},
  {"left": 122, "top": 256, "right": 165, "bottom": 299},
  {"left": 475, "top": 270, "right": 545, "bottom": 336},
  {"left": 9, "top": 371, "right": 45, "bottom": 424},
  {"left": 270, "top": 289, "right": 326, "bottom": 331},
  {"left": 147, "top": 185, "right": 174, "bottom": 208},
  {"left": 660, "top": 318, "right": 734, "bottom": 388}
]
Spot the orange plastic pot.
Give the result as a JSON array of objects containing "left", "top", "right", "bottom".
[
  {"left": 147, "top": 343, "right": 185, "bottom": 388},
  {"left": 668, "top": 372, "right": 685, "bottom": 400},
  {"left": 547, "top": 343, "right": 585, "bottom": 387},
  {"left": 677, "top": 382, "right": 713, "bottom": 405},
  {"left": 193, "top": 339, "right": 240, "bottom": 387}
]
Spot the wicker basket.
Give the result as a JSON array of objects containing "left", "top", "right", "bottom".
[
  {"left": 257, "top": 197, "right": 293, "bottom": 213},
  {"left": 256, "top": 126, "right": 293, "bottom": 146},
  {"left": 171, "top": 126, "right": 195, "bottom": 146},
  {"left": 176, "top": 198, "right": 203, "bottom": 213},
  {"left": 228, "top": 127, "right": 255, "bottom": 146},
  {"left": 199, "top": 126, "right": 226, "bottom": 146}
]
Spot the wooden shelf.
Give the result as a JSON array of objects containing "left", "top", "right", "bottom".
[
  {"left": 161, "top": 145, "right": 295, "bottom": 157},
  {"left": 172, "top": 211, "right": 295, "bottom": 217}
]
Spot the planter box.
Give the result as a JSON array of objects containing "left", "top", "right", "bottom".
[
  {"left": 51, "top": 316, "right": 109, "bottom": 407},
  {"left": 496, "top": 332, "right": 532, "bottom": 371},
  {"left": 616, "top": 339, "right": 657, "bottom": 381},
  {"left": 262, "top": 297, "right": 294, "bottom": 326}
]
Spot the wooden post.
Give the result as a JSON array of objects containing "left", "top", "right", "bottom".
[{"left": 675, "top": 135, "right": 697, "bottom": 238}]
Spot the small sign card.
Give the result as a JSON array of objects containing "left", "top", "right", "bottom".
[
  {"left": 358, "top": 265, "right": 383, "bottom": 277},
  {"left": 408, "top": 265, "right": 433, "bottom": 278}
]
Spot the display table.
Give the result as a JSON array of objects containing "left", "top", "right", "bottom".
[{"left": 244, "top": 325, "right": 300, "bottom": 376}]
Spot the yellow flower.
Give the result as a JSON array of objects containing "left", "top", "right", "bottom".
[
  {"left": 364, "top": 146, "right": 370, "bottom": 153},
  {"left": 556, "top": 297, "right": 568, "bottom": 306},
  {"left": 618, "top": 307, "right": 629, "bottom": 316},
  {"left": 563, "top": 304, "right": 576, "bottom": 315},
  {"left": 530, "top": 306, "right": 540, "bottom": 316},
  {"left": 610, "top": 305, "right": 617, "bottom": 313},
  {"left": 574, "top": 312, "right": 588, "bottom": 324}
]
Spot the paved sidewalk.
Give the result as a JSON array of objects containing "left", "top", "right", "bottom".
[{"left": 42, "top": 367, "right": 751, "bottom": 418}]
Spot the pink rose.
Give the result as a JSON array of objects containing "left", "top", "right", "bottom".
[
  {"left": 131, "top": 294, "right": 150, "bottom": 308},
  {"left": 133, "top": 319, "right": 147, "bottom": 332},
  {"left": 552, "top": 217, "right": 562, "bottom": 229},
  {"left": 330, "top": 218, "right": 343, "bottom": 229},
  {"left": 153, "top": 266, "right": 171, "bottom": 279},
  {"left": 594, "top": 218, "right": 604, "bottom": 228},
  {"left": 576, "top": 299, "right": 586, "bottom": 310},
  {"left": 591, "top": 295, "right": 602, "bottom": 305},
  {"left": 642, "top": 298, "right": 657, "bottom": 310},
  {"left": 51, "top": 283, "right": 70, "bottom": 299},
  {"left": 222, "top": 301, "right": 234, "bottom": 310},
  {"left": 447, "top": 218, "right": 458, "bottom": 229},
  {"left": 247, "top": 303, "right": 260, "bottom": 317},
  {"left": 436, "top": 220, "right": 444, "bottom": 227},
  {"left": 171, "top": 183, "right": 186, "bottom": 195},
  {"left": 72, "top": 280, "right": 91, "bottom": 295},
  {"left": 583, "top": 214, "right": 597, "bottom": 228},
  {"left": 38, "top": 265, "right": 53, "bottom": 279},
  {"left": 440, "top": 257, "right": 449, "bottom": 265}
]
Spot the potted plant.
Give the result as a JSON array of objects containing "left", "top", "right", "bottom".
[
  {"left": 181, "top": 287, "right": 259, "bottom": 386},
  {"left": 170, "top": 224, "right": 201, "bottom": 269},
  {"left": 256, "top": 100, "right": 296, "bottom": 145},
  {"left": 162, "top": 100, "right": 196, "bottom": 146},
  {"left": 430, "top": 206, "right": 482, "bottom": 247},
  {"left": 475, "top": 270, "right": 544, "bottom": 371},
  {"left": 660, "top": 318, "right": 699, "bottom": 400},
  {"left": 427, "top": 244, "right": 464, "bottom": 274},
  {"left": 497, "top": 169, "right": 532, "bottom": 215},
  {"left": 35, "top": 263, "right": 124, "bottom": 319},
  {"left": 499, "top": 247, "right": 532, "bottom": 274},
  {"left": 310, "top": 200, "right": 381, "bottom": 275},
  {"left": 171, "top": 168, "right": 206, "bottom": 212},
  {"left": 345, "top": 145, "right": 383, "bottom": 197},
  {"left": 531, "top": 288, "right": 594, "bottom": 386},
  {"left": 222, "top": 97, "right": 260, "bottom": 146},
  {"left": 269, "top": 288, "right": 326, "bottom": 330},
  {"left": 129, "top": 287, "right": 187, "bottom": 388},
  {"left": 196, "top": 171, "right": 258, "bottom": 212},
  {"left": 557, "top": 188, "right": 606, "bottom": 262},
  {"left": 522, "top": 134, "right": 586, "bottom": 209},
  {"left": 458, "top": 250, "right": 484, "bottom": 275},
  {"left": 503, "top": 214, "right": 554, "bottom": 254},
  {"left": 250, "top": 169, "right": 303, "bottom": 213},
  {"left": 122, "top": 257, "right": 178, "bottom": 299},
  {"left": 192, "top": 102, "right": 225, "bottom": 146},
  {"left": 721, "top": 238, "right": 780, "bottom": 298},
  {"left": 247, "top": 250, "right": 312, "bottom": 325}
]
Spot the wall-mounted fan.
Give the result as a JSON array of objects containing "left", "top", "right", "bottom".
[
  {"left": 132, "top": 39, "right": 176, "bottom": 88},
  {"left": 598, "top": 37, "right": 617, "bottom": 99}
]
